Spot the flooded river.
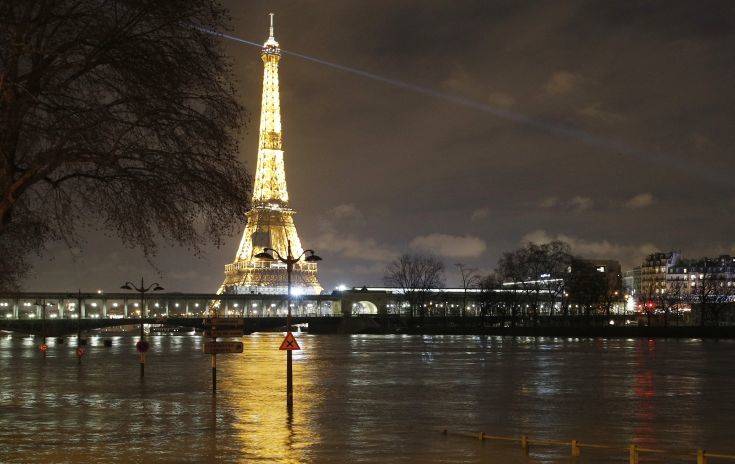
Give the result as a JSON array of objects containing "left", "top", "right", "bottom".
[{"left": 1, "top": 333, "right": 733, "bottom": 463}]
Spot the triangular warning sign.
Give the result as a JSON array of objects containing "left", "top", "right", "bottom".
[{"left": 279, "top": 332, "right": 301, "bottom": 351}]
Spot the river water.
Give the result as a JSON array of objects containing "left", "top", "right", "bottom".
[{"left": 1, "top": 333, "right": 733, "bottom": 463}]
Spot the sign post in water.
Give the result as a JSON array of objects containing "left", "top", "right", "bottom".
[{"left": 204, "top": 316, "right": 244, "bottom": 394}]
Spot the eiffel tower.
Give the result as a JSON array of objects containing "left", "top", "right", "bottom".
[{"left": 220, "top": 14, "right": 322, "bottom": 295}]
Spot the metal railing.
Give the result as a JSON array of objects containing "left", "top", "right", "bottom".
[{"left": 443, "top": 429, "right": 735, "bottom": 463}]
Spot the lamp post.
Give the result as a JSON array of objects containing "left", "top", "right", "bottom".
[
  {"left": 121, "top": 278, "right": 164, "bottom": 378},
  {"left": 255, "top": 240, "right": 321, "bottom": 411}
]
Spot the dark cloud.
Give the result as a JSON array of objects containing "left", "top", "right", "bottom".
[{"left": 26, "top": 0, "right": 735, "bottom": 291}]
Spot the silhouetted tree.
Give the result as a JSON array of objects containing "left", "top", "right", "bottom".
[
  {"left": 566, "top": 258, "right": 607, "bottom": 318},
  {"left": 689, "top": 264, "right": 735, "bottom": 327},
  {"left": 638, "top": 281, "right": 658, "bottom": 326},
  {"left": 455, "top": 263, "right": 480, "bottom": 317},
  {"left": 384, "top": 253, "right": 444, "bottom": 318},
  {"left": 496, "top": 240, "right": 572, "bottom": 324},
  {"left": 655, "top": 279, "right": 685, "bottom": 327},
  {"left": 478, "top": 272, "right": 510, "bottom": 327},
  {"left": 0, "top": 1, "right": 250, "bottom": 289}
]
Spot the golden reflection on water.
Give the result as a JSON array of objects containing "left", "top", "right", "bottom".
[{"left": 219, "top": 333, "right": 320, "bottom": 463}]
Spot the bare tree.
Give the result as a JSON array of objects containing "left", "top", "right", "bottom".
[
  {"left": 496, "top": 240, "right": 572, "bottom": 325},
  {"left": 638, "top": 281, "right": 658, "bottom": 326},
  {"left": 384, "top": 253, "right": 444, "bottom": 318},
  {"left": 478, "top": 272, "right": 511, "bottom": 327},
  {"left": 690, "top": 266, "right": 735, "bottom": 327},
  {"left": 566, "top": 258, "right": 606, "bottom": 318},
  {"left": 655, "top": 279, "right": 685, "bottom": 327},
  {"left": 455, "top": 263, "right": 480, "bottom": 317},
  {"left": 537, "top": 241, "right": 572, "bottom": 316},
  {"left": 0, "top": 1, "right": 251, "bottom": 289}
]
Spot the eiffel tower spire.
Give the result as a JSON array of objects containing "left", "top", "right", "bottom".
[{"left": 220, "top": 14, "right": 322, "bottom": 295}]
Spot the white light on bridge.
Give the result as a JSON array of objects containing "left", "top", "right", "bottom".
[
  {"left": 5, "top": 313, "right": 11, "bottom": 318},
  {"left": 290, "top": 288, "right": 304, "bottom": 297}
]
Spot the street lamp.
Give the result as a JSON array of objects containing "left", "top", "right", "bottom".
[
  {"left": 255, "top": 240, "right": 321, "bottom": 410},
  {"left": 121, "top": 277, "right": 164, "bottom": 378}
]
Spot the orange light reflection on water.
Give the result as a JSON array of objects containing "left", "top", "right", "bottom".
[{"left": 218, "top": 333, "right": 321, "bottom": 463}]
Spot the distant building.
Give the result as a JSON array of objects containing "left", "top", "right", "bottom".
[
  {"left": 666, "top": 255, "right": 735, "bottom": 295},
  {"left": 635, "top": 252, "right": 735, "bottom": 299},
  {"left": 640, "top": 251, "right": 682, "bottom": 295},
  {"left": 623, "top": 267, "right": 641, "bottom": 297}
]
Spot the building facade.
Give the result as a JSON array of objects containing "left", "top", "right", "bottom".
[
  {"left": 639, "top": 251, "right": 682, "bottom": 296},
  {"left": 636, "top": 252, "right": 735, "bottom": 300}
]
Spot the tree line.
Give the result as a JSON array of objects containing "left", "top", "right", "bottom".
[{"left": 383, "top": 241, "right": 621, "bottom": 326}]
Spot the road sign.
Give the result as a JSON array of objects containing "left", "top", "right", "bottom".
[
  {"left": 205, "top": 328, "right": 243, "bottom": 338},
  {"left": 205, "top": 318, "right": 244, "bottom": 328},
  {"left": 204, "top": 341, "right": 243, "bottom": 354},
  {"left": 279, "top": 332, "right": 300, "bottom": 351},
  {"left": 39, "top": 343, "right": 48, "bottom": 353},
  {"left": 76, "top": 347, "right": 86, "bottom": 357}
]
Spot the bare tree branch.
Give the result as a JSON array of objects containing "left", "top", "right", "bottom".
[{"left": 0, "top": 0, "right": 251, "bottom": 290}]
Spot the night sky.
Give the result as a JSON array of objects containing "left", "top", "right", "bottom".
[{"left": 27, "top": 1, "right": 735, "bottom": 292}]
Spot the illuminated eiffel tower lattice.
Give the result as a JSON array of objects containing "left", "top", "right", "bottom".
[{"left": 220, "top": 14, "right": 322, "bottom": 295}]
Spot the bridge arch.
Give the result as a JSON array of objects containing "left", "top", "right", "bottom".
[{"left": 352, "top": 301, "right": 379, "bottom": 315}]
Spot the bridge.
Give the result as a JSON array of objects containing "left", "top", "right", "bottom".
[
  {"left": 0, "top": 288, "right": 490, "bottom": 335},
  {"left": 2, "top": 287, "right": 624, "bottom": 336}
]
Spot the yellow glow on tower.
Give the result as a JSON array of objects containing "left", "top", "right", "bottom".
[{"left": 220, "top": 14, "right": 322, "bottom": 295}]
